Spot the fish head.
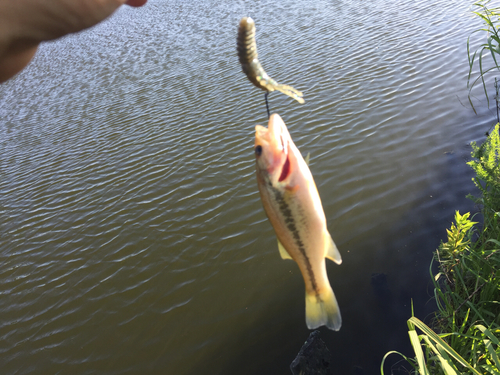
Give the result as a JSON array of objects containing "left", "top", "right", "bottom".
[{"left": 254, "top": 114, "right": 294, "bottom": 186}]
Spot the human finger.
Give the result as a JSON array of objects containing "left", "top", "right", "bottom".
[
  {"left": 126, "top": 0, "right": 147, "bottom": 7},
  {"left": 0, "top": 44, "right": 38, "bottom": 83}
]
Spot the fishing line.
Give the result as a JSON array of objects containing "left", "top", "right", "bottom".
[{"left": 265, "top": 92, "right": 270, "bottom": 119}]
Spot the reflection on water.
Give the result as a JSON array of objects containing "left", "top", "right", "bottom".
[{"left": 0, "top": 0, "right": 496, "bottom": 373}]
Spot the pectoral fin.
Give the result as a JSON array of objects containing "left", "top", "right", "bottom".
[
  {"left": 325, "top": 231, "right": 342, "bottom": 265},
  {"left": 278, "top": 239, "right": 293, "bottom": 260},
  {"left": 304, "top": 152, "right": 310, "bottom": 166}
]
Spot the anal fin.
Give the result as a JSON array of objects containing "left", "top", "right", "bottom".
[{"left": 325, "top": 231, "right": 342, "bottom": 265}]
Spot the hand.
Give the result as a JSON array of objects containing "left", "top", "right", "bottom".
[{"left": 0, "top": 0, "right": 147, "bottom": 82}]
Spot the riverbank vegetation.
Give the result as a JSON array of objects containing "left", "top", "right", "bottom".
[
  {"left": 382, "top": 1, "right": 500, "bottom": 373},
  {"left": 381, "top": 125, "right": 500, "bottom": 374}
]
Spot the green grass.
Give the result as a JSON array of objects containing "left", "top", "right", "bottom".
[
  {"left": 381, "top": 124, "right": 500, "bottom": 374},
  {"left": 468, "top": 0, "right": 500, "bottom": 111},
  {"left": 381, "top": 315, "right": 500, "bottom": 375},
  {"left": 467, "top": 123, "right": 500, "bottom": 243}
]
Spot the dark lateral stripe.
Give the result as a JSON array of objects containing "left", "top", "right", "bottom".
[{"left": 272, "top": 187, "right": 318, "bottom": 294}]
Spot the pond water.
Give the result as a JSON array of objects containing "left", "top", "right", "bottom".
[{"left": 0, "top": 0, "right": 497, "bottom": 374}]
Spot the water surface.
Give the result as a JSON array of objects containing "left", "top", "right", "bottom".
[{"left": 0, "top": 0, "right": 496, "bottom": 374}]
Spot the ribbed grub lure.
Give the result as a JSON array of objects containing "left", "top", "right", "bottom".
[{"left": 237, "top": 17, "right": 304, "bottom": 114}]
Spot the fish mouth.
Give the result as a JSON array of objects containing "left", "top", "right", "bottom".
[
  {"left": 254, "top": 114, "right": 292, "bottom": 182},
  {"left": 269, "top": 114, "right": 293, "bottom": 182}
]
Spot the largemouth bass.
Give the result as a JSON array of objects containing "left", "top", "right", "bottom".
[
  {"left": 254, "top": 114, "right": 342, "bottom": 331},
  {"left": 237, "top": 17, "right": 304, "bottom": 104}
]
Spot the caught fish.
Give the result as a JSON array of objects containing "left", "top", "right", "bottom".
[
  {"left": 254, "top": 114, "right": 341, "bottom": 330},
  {"left": 237, "top": 17, "right": 305, "bottom": 104}
]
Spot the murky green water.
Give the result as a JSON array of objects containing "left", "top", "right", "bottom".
[{"left": 0, "top": 0, "right": 496, "bottom": 373}]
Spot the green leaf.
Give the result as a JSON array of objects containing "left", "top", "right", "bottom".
[
  {"left": 477, "top": 325, "right": 500, "bottom": 346},
  {"left": 421, "top": 336, "right": 459, "bottom": 375},
  {"left": 484, "top": 339, "right": 500, "bottom": 370},
  {"left": 409, "top": 317, "right": 483, "bottom": 375},
  {"left": 408, "top": 325, "right": 429, "bottom": 375}
]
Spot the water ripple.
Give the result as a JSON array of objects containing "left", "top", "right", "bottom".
[{"left": 0, "top": 0, "right": 488, "bottom": 373}]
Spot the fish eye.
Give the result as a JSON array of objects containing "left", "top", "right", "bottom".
[{"left": 255, "top": 145, "right": 262, "bottom": 156}]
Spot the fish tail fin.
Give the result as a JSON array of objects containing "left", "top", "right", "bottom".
[
  {"left": 274, "top": 83, "right": 305, "bottom": 104},
  {"left": 305, "top": 287, "right": 342, "bottom": 331}
]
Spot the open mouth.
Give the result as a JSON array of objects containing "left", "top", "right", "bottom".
[
  {"left": 276, "top": 130, "right": 291, "bottom": 182},
  {"left": 278, "top": 154, "right": 290, "bottom": 182}
]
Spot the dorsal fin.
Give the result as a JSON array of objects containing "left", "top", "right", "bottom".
[{"left": 304, "top": 152, "right": 310, "bottom": 166}]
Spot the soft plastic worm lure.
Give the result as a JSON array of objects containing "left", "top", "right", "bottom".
[{"left": 237, "top": 17, "right": 305, "bottom": 106}]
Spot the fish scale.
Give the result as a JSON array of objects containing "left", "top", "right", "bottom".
[{"left": 273, "top": 188, "right": 319, "bottom": 294}]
